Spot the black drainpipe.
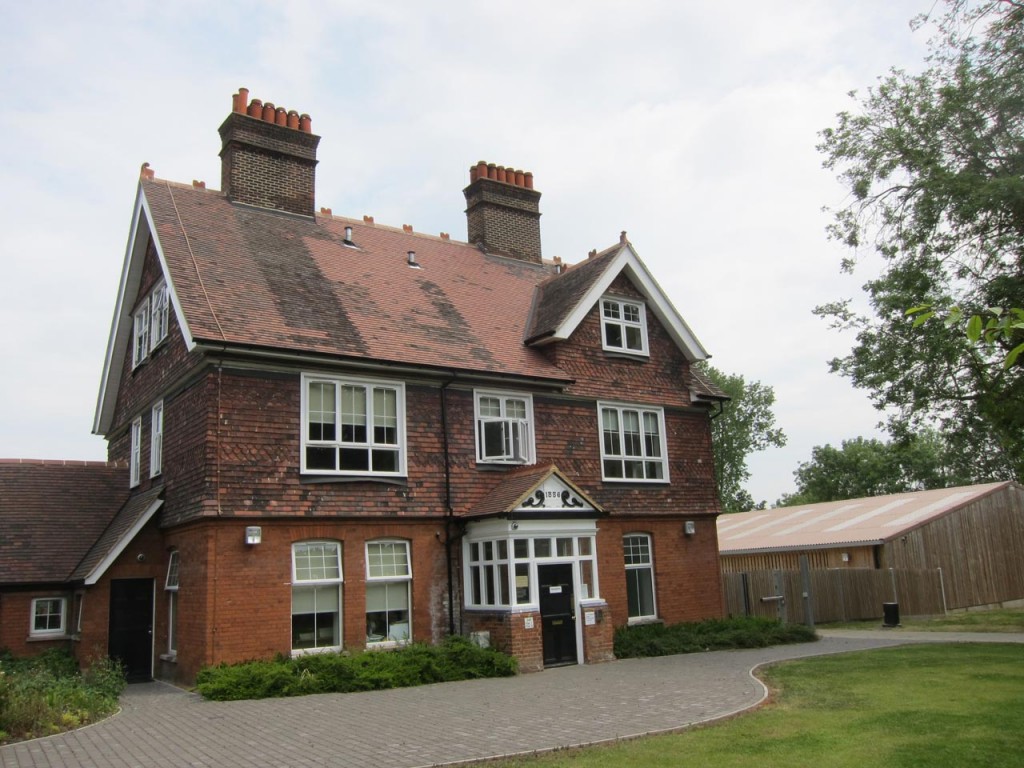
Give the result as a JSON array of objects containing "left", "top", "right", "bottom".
[{"left": 440, "top": 377, "right": 457, "bottom": 636}]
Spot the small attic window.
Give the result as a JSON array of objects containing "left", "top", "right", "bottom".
[{"left": 601, "top": 297, "right": 649, "bottom": 356}]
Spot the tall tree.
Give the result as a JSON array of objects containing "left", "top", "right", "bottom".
[
  {"left": 816, "top": 0, "right": 1024, "bottom": 482},
  {"left": 700, "top": 364, "right": 786, "bottom": 512},
  {"left": 777, "top": 430, "right": 970, "bottom": 506}
]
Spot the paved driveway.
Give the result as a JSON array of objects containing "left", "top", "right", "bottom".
[{"left": 3, "top": 631, "right": 1021, "bottom": 768}]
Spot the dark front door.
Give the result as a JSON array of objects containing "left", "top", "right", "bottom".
[
  {"left": 538, "top": 563, "right": 577, "bottom": 667},
  {"left": 108, "top": 578, "right": 154, "bottom": 682}
]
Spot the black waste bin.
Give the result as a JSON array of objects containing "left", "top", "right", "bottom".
[{"left": 882, "top": 602, "right": 900, "bottom": 627}]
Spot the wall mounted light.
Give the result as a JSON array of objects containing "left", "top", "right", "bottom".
[
  {"left": 245, "top": 526, "right": 262, "bottom": 545},
  {"left": 684, "top": 521, "right": 696, "bottom": 536}
]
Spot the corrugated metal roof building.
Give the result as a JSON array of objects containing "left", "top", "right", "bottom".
[{"left": 718, "top": 481, "right": 1024, "bottom": 612}]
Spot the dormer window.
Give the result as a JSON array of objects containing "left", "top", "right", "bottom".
[
  {"left": 475, "top": 391, "right": 535, "bottom": 465},
  {"left": 601, "top": 297, "right": 648, "bottom": 355}
]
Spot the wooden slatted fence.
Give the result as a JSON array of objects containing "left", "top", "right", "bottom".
[{"left": 722, "top": 567, "right": 947, "bottom": 624}]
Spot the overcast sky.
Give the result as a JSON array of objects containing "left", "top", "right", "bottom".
[{"left": 0, "top": 1, "right": 934, "bottom": 505}]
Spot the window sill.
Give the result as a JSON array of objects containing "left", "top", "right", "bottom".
[
  {"left": 601, "top": 349, "right": 650, "bottom": 361},
  {"left": 290, "top": 646, "right": 344, "bottom": 658},
  {"left": 601, "top": 478, "right": 670, "bottom": 485},
  {"left": 27, "top": 633, "right": 71, "bottom": 643},
  {"left": 365, "top": 639, "right": 410, "bottom": 651},
  {"left": 626, "top": 617, "right": 663, "bottom": 627},
  {"left": 159, "top": 653, "right": 177, "bottom": 663},
  {"left": 299, "top": 475, "right": 408, "bottom": 486}
]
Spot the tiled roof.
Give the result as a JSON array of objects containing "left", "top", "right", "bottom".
[
  {"left": 143, "top": 179, "right": 572, "bottom": 382},
  {"left": 525, "top": 248, "right": 620, "bottom": 343},
  {"left": 690, "top": 367, "right": 729, "bottom": 401},
  {"left": 717, "top": 481, "right": 1015, "bottom": 554},
  {"left": 71, "top": 486, "right": 164, "bottom": 584},
  {"left": 0, "top": 460, "right": 128, "bottom": 584},
  {"left": 467, "top": 464, "right": 604, "bottom": 518}
]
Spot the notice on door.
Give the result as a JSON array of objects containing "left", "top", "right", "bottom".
[{"left": 549, "top": 586, "right": 563, "bottom": 594}]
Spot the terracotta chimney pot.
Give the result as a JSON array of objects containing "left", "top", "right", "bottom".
[
  {"left": 275, "top": 107, "right": 288, "bottom": 126},
  {"left": 475, "top": 160, "right": 488, "bottom": 180},
  {"left": 233, "top": 88, "right": 249, "bottom": 114},
  {"left": 287, "top": 110, "right": 300, "bottom": 130},
  {"left": 487, "top": 163, "right": 498, "bottom": 180},
  {"left": 262, "top": 103, "right": 276, "bottom": 122},
  {"left": 523, "top": 172, "right": 534, "bottom": 190},
  {"left": 299, "top": 114, "right": 312, "bottom": 133},
  {"left": 469, "top": 165, "right": 479, "bottom": 183},
  {"left": 514, "top": 170, "right": 525, "bottom": 187},
  {"left": 247, "top": 99, "right": 263, "bottom": 118}
]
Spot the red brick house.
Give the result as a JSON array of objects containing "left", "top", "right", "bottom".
[{"left": 1, "top": 90, "right": 727, "bottom": 683}]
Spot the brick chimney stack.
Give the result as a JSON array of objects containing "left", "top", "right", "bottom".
[
  {"left": 463, "top": 161, "right": 542, "bottom": 264},
  {"left": 218, "top": 88, "right": 321, "bottom": 217}
]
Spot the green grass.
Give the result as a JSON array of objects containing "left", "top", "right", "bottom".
[
  {"left": 0, "top": 649, "right": 125, "bottom": 745},
  {"left": 822, "top": 607, "right": 1024, "bottom": 633},
  {"left": 485, "top": 644, "right": 1024, "bottom": 767}
]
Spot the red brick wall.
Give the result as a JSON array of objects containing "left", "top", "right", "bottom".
[
  {"left": 74, "top": 518, "right": 167, "bottom": 669},
  {"left": 597, "top": 518, "right": 724, "bottom": 627},
  {"left": 159, "top": 518, "right": 449, "bottom": 684},
  {"left": 0, "top": 588, "right": 75, "bottom": 659},
  {"left": 464, "top": 610, "right": 544, "bottom": 672}
]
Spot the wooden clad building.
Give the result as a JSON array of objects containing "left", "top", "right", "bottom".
[{"left": 718, "top": 482, "right": 1024, "bottom": 612}]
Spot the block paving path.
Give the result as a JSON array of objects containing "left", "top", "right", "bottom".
[{"left": 3, "top": 631, "right": 1022, "bottom": 768}]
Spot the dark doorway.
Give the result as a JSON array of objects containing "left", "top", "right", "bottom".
[
  {"left": 108, "top": 578, "right": 154, "bottom": 682},
  {"left": 538, "top": 563, "right": 577, "bottom": 667}
]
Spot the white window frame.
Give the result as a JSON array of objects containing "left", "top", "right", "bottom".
[
  {"left": 300, "top": 374, "right": 406, "bottom": 477},
  {"left": 365, "top": 540, "right": 412, "bottom": 647},
  {"left": 150, "top": 280, "right": 170, "bottom": 350},
  {"left": 291, "top": 541, "right": 344, "bottom": 655},
  {"left": 30, "top": 597, "right": 67, "bottom": 637},
  {"left": 598, "top": 402, "right": 669, "bottom": 482},
  {"left": 474, "top": 390, "right": 535, "bottom": 465},
  {"left": 463, "top": 526, "right": 599, "bottom": 611},
  {"left": 623, "top": 533, "right": 657, "bottom": 622},
  {"left": 150, "top": 401, "right": 164, "bottom": 478},
  {"left": 132, "top": 296, "right": 151, "bottom": 368},
  {"left": 165, "top": 551, "right": 179, "bottom": 656},
  {"left": 130, "top": 416, "right": 142, "bottom": 487},
  {"left": 600, "top": 296, "right": 649, "bottom": 356}
]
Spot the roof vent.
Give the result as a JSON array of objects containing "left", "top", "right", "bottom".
[{"left": 407, "top": 251, "right": 421, "bottom": 269}]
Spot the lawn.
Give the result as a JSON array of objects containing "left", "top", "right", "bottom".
[
  {"left": 823, "top": 607, "right": 1024, "bottom": 633},
  {"left": 485, "top": 643, "right": 1024, "bottom": 767}
]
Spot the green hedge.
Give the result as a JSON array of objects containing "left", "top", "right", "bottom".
[
  {"left": 195, "top": 636, "right": 518, "bottom": 701},
  {"left": 614, "top": 616, "right": 818, "bottom": 659}
]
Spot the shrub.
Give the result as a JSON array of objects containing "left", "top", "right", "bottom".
[
  {"left": 196, "top": 636, "right": 517, "bottom": 701},
  {"left": 614, "top": 616, "right": 817, "bottom": 659},
  {"left": 0, "top": 649, "right": 125, "bottom": 745}
]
